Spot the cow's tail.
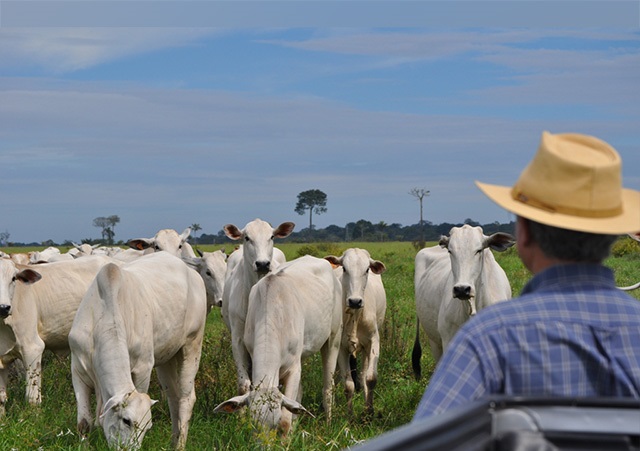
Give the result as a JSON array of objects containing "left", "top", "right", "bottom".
[
  {"left": 97, "top": 263, "right": 123, "bottom": 311},
  {"left": 349, "top": 354, "right": 361, "bottom": 392},
  {"left": 411, "top": 318, "right": 422, "bottom": 380},
  {"left": 618, "top": 281, "right": 640, "bottom": 291}
]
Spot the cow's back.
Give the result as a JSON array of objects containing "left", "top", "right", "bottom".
[
  {"left": 12, "top": 255, "right": 114, "bottom": 353},
  {"left": 119, "top": 252, "right": 207, "bottom": 365}
]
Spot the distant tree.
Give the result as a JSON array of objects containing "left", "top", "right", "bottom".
[
  {"left": 409, "top": 188, "right": 430, "bottom": 244},
  {"left": 295, "top": 189, "right": 328, "bottom": 232},
  {"left": 0, "top": 230, "right": 9, "bottom": 247},
  {"left": 93, "top": 215, "right": 120, "bottom": 245},
  {"left": 377, "top": 221, "right": 388, "bottom": 242},
  {"left": 190, "top": 223, "right": 202, "bottom": 248},
  {"left": 355, "top": 219, "right": 373, "bottom": 239}
]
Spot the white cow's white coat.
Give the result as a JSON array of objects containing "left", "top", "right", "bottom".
[
  {"left": 214, "top": 255, "right": 342, "bottom": 434},
  {"left": 325, "top": 248, "right": 386, "bottom": 415},
  {"left": 0, "top": 255, "right": 115, "bottom": 414},
  {"left": 221, "top": 219, "right": 294, "bottom": 395},
  {"left": 69, "top": 252, "right": 207, "bottom": 450},
  {"left": 413, "top": 225, "right": 514, "bottom": 378}
]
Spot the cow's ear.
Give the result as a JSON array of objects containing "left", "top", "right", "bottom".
[
  {"left": 281, "top": 396, "right": 314, "bottom": 417},
  {"left": 128, "top": 238, "right": 152, "bottom": 250},
  {"left": 486, "top": 233, "right": 516, "bottom": 252},
  {"left": 214, "top": 394, "right": 249, "bottom": 414},
  {"left": 223, "top": 224, "right": 243, "bottom": 241},
  {"left": 369, "top": 260, "right": 386, "bottom": 275},
  {"left": 16, "top": 269, "right": 42, "bottom": 285},
  {"left": 274, "top": 222, "right": 295, "bottom": 239},
  {"left": 324, "top": 256, "right": 342, "bottom": 269},
  {"left": 181, "top": 256, "right": 201, "bottom": 270},
  {"left": 438, "top": 235, "right": 450, "bottom": 248}
]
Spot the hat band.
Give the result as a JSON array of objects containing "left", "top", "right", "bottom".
[{"left": 511, "top": 188, "right": 623, "bottom": 218}]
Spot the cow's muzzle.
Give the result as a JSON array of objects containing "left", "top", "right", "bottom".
[
  {"left": 347, "top": 298, "right": 363, "bottom": 309},
  {"left": 453, "top": 284, "right": 472, "bottom": 301},
  {"left": 0, "top": 304, "right": 11, "bottom": 319},
  {"left": 255, "top": 260, "right": 271, "bottom": 275}
]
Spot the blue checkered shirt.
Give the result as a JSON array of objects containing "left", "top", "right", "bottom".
[{"left": 413, "top": 263, "right": 640, "bottom": 420}]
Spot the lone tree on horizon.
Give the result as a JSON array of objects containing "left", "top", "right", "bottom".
[
  {"left": 295, "top": 189, "right": 328, "bottom": 232},
  {"left": 409, "top": 187, "right": 430, "bottom": 244},
  {"left": 93, "top": 215, "right": 120, "bottom": 245}
]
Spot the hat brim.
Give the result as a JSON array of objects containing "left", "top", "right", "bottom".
[{"left": 476, "top": 181, "right": 640, "bottom": 235}]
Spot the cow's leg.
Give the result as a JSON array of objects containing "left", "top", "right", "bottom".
[
  {"left": 0, "top": 365, "right": 9, "bottom": 417},
  {"left": 71, "top": 356, "right": 94, "bottom": 436},
  {"left": 320, "top": 330, "right": 341, "bottom": 421},
  {"left": 428, "top": 338, "right": 443, "bottom": 363},
  {"left": 157, "top": 343, "right": 201, "bottom": 450},
  {"left": 21, "top": 338, "right": 45, "bottom": 405},
  {"left": 230, "top": 330, "right": 251, "bottom": 395},
  {"left": 363, "top": 334, "right": 380, "bottom": 415},
  {"left": 280, "top": 366, "right": 301, "bottom": 435}
]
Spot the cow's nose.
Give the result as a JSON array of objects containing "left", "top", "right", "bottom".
[
  {"left": 0, "top": 304, "right": 11, "bottom": 318},
  {"left": 348, "top": 298, "right": 363, "bottom": 309},
  {"left": 453, "top": 285, "right": 471, "bottom": 300},
  {"left": 255, "top": 260, "right": 271, "bottom": 274}
]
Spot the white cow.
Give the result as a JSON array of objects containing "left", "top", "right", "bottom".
[
  {"left": 412, "top": 225, "right": 515, "bottom": 379},
  {"left": 221, "top": 219, "right": 295, "bottom": 395},
  {"left": 183, "top": 249, "right": 228, "bottom": 313},
  {"left": 127, "top": 227, "right": 192, "bottom": 257},
  {"left": 214, "top": 255, "right": 343, "bottom": 434},
  {"left": 324, "top": 248, "right": 387, "bottom": 415},
  {"left": 0, "top": 255, "right": 115, "bottom": 414},
  {"left": 69, "top": 252, "right": 207, "bottom": 450},
  {"left": 29, "top": 246, "right": 61, "bottom": 264}
]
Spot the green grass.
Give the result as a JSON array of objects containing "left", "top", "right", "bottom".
[{"left": 0, "top": 242, "right": 638, "bottom": 449}]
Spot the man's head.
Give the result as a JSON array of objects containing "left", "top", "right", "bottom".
[{"left": 476, "top": 131, "right": 640, "bottom": 235}]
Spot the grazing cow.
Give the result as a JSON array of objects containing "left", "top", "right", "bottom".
[
  {"left": 127, "top": 227, "right": 192, "bottom": 257},
  {"left": 324, "top": 248, "right": 387, "bottom": 416},
  {"left": 0, "top": 255, "right": 115, "bottom": 414},
  {"left": 69, "top": 252, "right": 207, "bottom": 450},
  {"left": 412, "top": 225, "right": 515, "bottom": 379},
  {"left": 183, "top": 249, "right": 228, "bottom": 312},
  {"left": 214, "top": 255, "right": 343, "bottom": 434},
  {"left": 221, "top": 219, "right": 295, "bottom": 395}
]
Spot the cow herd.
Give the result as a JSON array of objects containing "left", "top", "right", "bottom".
[{"left": 2, "top": 221, "right": 636, "bottom": 449}]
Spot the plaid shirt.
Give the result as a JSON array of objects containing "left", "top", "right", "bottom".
[{"left": 413, "top": 263, "right": 640, "bottom": 420}]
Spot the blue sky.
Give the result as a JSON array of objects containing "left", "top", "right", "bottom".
[{"left": 1, "top": 2, "right": 640, "bottom": 244}]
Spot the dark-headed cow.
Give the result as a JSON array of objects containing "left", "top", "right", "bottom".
[{"left": 412, "top": 225, "right": 515, "bottom": 379}]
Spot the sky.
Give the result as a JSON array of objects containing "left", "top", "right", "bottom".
[{"left": 1, "top": 1, "right": 639, "bottom": 244}]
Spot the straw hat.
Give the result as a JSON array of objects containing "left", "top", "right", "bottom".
[{"left": 476, "top": 131, "right": 640, "bottom": 235}]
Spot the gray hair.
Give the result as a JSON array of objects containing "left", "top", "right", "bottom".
[{"left": 527, "top": 219, "right": 618, "bottom": 262}]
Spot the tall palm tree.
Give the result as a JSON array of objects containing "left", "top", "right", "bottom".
[{"left": 190, "top": 223, "right": 202, "bottom": 248}]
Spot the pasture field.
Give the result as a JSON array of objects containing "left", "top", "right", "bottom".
[{"left": 0, "top": 241, "right": 638, "bottom": 450}]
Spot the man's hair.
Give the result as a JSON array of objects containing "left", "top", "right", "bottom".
[{"left": 527, "top": 219, "right": 618, "bottom": 262}]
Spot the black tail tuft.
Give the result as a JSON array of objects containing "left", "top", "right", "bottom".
[
  {"left": 350, "top": 354, "right": 362, "bottom": 392},
  {"left": 412, "top": 318, "right": 422, "bottom": 380}
]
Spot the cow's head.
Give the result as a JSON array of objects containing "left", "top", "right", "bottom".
[
  {"left": 223, "top": 219, "right": 294, "bottom": 276},
  {"left": 214, "top": 385, "right": 312, "bottom": 435},
  {"left": 183, "top": 249, "right": 228, "bottom": 313},
  {"left": 439, "top": 225, "right": 515, "bottom": 315},
  {"left": 127, "top": 227, "right": 191, "bottom": 257},
  {"left": 324, "top": 248, "right": 385, "bottom": 310},
  {"left": 100, "top": 390, "right": 157, "bottom": 451},
  {"left": 0, "top": 259, "right": 42, "bottom": 319}
]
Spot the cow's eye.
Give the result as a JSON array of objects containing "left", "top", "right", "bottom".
[
  {"left": 122, "top": 417, "right": 132, "bottom": 427},
  {"left": 244, "top": 236, "right": 251, "bottom": 242},
  {"left": 154, "top": 245, "right": 160, "bottom": 251},
  {"left": 206, "top": 270, "right": 212, "bottom": 276},
  {"left": 179, "top": 244, "right": 183, "bottom": 249}
]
